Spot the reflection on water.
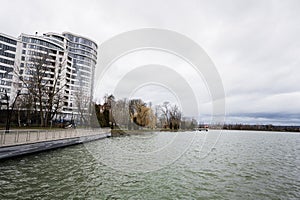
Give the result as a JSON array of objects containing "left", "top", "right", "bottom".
[{"left": 0, "top": 130, "right": 299, "bottom": 199}]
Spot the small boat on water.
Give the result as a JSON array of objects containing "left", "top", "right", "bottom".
[{"left": 194, "top": 127, "right": 209, "bottom": 132}]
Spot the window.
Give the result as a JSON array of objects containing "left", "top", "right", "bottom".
[
  {"left": 0, "top": 57, "right": 14, "bottom": 65},
  {"left": 0, "top": 35, "right": 17, "bottom": 45},
  {"left": 0, "top": 51, "right": 15, "bottom": 59}
]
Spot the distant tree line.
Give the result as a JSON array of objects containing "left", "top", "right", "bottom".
[
  {"left": 222, "top": 124, "right": 300, "bottom": 132},
  {"left": 95, "top": 94, "right": 199, "bottom": 130}
]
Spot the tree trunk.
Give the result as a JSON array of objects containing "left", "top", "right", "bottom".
[
  {"left": 39, "top": 99, "right": 44, "bottom": 127},
  {"left": 18, "top": 108, "right": 21, "bottom": 127}
]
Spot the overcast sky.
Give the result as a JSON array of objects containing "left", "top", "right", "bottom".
[{"left": 1, "top": 0, "right": 300, "bottom": 125}]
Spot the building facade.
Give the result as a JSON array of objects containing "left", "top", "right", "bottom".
[
  {"left": 0, "top": 31, "right": 98, "bottom": 125},
  {"left": 0, "top": 33, "right": 18, "bottom": 108}
]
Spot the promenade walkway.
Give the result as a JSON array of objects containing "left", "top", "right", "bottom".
[
  {"left": 0, "top": 128, "right": 111, "bottom": 159},
  {"left": 0, "top": 128, "right": 110, "bottom": 147}
]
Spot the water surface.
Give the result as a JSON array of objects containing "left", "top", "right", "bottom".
[{"left": 0, "top": 130, "right": 299, "bottom": 199}]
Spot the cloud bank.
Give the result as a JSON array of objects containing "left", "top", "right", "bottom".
[{"left": 1, "top": 0, "right": 299, "bottom": 125}]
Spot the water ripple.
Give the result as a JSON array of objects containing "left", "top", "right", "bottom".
[{"left": 0, "top": 131, "right": 299, "bottom": 199}]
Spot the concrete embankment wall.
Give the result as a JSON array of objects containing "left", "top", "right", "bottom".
[{"left": 0, "top": 129, "right": 111, "bottom": 160}]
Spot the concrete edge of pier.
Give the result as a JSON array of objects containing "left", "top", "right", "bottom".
[{"left": 0, "top": 132, "right": 111, "bottom": 160}]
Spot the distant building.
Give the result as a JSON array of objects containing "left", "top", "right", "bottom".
[{"left": 0, "top": 31, "right": 98, "bottom": 125}]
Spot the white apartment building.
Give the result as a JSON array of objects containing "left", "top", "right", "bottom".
[
  {"left": 0, "top": 33, "right": 18, "bottom": 109},
  {"left": 0, "top": 31, "right": 98, "bottom": 125}
]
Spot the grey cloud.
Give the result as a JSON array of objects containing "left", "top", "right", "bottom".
[{"left": 1, "top": 0, "right": 299, "bottom": 124}]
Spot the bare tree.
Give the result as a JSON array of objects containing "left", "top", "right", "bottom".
[
  {"left": 169, "top": 104, "right": 182, "bottom": 129},
  {"left": 74, "top": 88, "right": 91, "bottom": 126},
  {"left": 0, "top": 69, "right": 23, "bottom": 132},
  {"left": 17, "top": 51, "right": 67, "bottom": 127},
  {"left": 111, "top": 98, "right": 130, "bottom": 128},
  {"left": 159, "top": 102, "right": 181, "bottom": 129},
  {"left": 159, "top": 101, "right": 171, "bottom": 128},
  {"left": 44, "top": 59, "right": 67, "bottom": 126}
]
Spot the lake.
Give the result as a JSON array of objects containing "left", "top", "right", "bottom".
[{"left": 0, "top": 130, "right": 299, "bottom": 199}]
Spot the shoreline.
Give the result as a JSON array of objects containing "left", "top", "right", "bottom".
[
  {"left": 110, "top": 128, "right": 299, "bottom": 136},
  {"left": 0, "top": 130, "right": 111, "bottom": 160}
]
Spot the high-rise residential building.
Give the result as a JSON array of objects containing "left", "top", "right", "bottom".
[
  {"left": 0, "top": 31, "right": 98, "bottom": 125},
  {"left": 17, "top": 33, "right": 73, "bottom": 123},
  {"left": 45, "top": 32, "right": 98, "bottom": 122},
  {"left": 0, "top": 33, "right": 18, "bottom": 108},
  {"left": 62, "top": 32, "right": 98, "bottom": 99}
]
